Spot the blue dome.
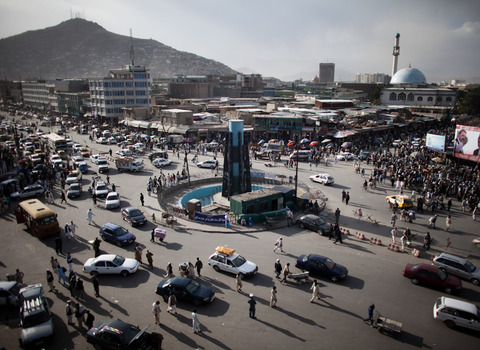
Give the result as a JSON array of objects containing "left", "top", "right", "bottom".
[{"left": 390, "top": 67, "right": 426, "bottom": 84}]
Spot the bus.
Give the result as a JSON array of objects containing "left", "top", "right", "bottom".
[
  {"left": 15, "top": 199, "right": 60, "bottom": 238},
  {"left": 43, "top": 133, "right": 67, "bottom": 152}
]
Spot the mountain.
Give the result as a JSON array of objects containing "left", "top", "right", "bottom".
[{"left": 0, "top": 18, "right": 237, "bottom": 80}]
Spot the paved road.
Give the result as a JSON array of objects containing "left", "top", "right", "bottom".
[{"left": 1, "top": 120, "right": 479, "bottom": 349}]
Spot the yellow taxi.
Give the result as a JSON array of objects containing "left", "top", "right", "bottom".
[
  {"left": 80, "top": 148, "right": 90, "bottom": 158},
  {"left": 386, "top": 195, "right": 413, "bottom": 209}
]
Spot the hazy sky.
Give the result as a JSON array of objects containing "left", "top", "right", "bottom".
[{"left": 1, "top": 0, "right": 479, "bottom": 82}]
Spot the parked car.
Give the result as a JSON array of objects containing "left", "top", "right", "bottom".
[
  {"left": 18, "top": 284, "right": 54, "bottom": 347},
  {"left": 10, "top": 183, "right": 45, "bottom": 199},
  {"left": 208, "top": 246, "right": 258, "bottom": 277},
  {"left": 86, "top": 320, "right": 155, "bottom": 349},
  {"left": 121, "top": 207, "right": 147, "bottom": 226},
  {"left": 156, "top": 277, "right": 215, "bottom": 306},
  {"left": 66, "top": 183, "right": 82, "bottom": 199},
  {"left": 295, "top": 214, "right": 331, "bottom": 236},
  {"left": 0, "top": 281, "right": 25, "bottom": 306},
  {"left": 295, "top": 254, "right": 348, "bottom": 282},
  {"left": 386, "top": 194, "right": 414, "bottom": 209},
  {"left": 433, "top": 253, "right": 480, "bottom": 286},
  {"left": 94, "top": 181, "right": 109, "bottom": 198},
  {"left": 152, "top": 158, "right": 173, "bottom": 168},
  {"left": 83, "top": 254, "right": 139, "bottom": 277},
  {"left": 96, "top": 137, "right": 108, "bottom": 144},
  {"left": 116, "top": 149, "right": 132, "bottom": 157},
  {"left": 197, "top": 159, "right": 218, "bottom": 169},
  {"left": 99, "top": 223, "right": 136, "bottom": 246},
  {"left": 65, "top": 170, "right": 82, "bottom": 184},
  {"left": 433, "top": 296, "right": 480, "bottom": 331},
  {"left": 105, "top": 192, "right": 120, "bottom": 209},
  {"left": 309, "top": 173, "right": 334, "bottom": 185},
  {"left": 403, "top": 263, "right": 462, "bottom": 294},
  {"left": 336, "top": 152, "right": 355, "bottom": 161},
  {"left": 90, "top": 154, "right": 102, "bottom": 164}
]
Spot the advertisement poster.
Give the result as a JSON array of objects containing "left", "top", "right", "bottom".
[
  {"left": 453, "top": 125, "right": 480, "bottom": 162},
  {"left": 426, "top": 134, "right": 446, "bottom": 152}
]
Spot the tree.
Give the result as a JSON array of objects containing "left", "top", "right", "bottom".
[{"left": 455, "top": 87, "right": 480, "bottom": 116}]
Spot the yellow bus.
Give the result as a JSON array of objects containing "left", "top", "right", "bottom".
[{"left": 15, "top": 199, "right": 60, "bottom": 238}]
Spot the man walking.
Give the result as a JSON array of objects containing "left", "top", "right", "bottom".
[
  {"left": 335, "top": 208, "right": 341, "bottom": 223},
  {"left": 55, "top": 234, "right": 63, "bottom": 255},
  {"left": 69, "top": 221, "right": 77, "bottom": 237},
  {"left": 15, "top": 269, "right": 24, "bottom": 284},
  {"left": 146, "top": 250, "right": 154, "bottom": 269},
  {"left": 86, "top": 208, "right": 94, "bottom": 225},
  {"left": 333, "top": 224, "right": 343, "bottom": 244},
  {"left": 429, "top": 214, "right": 437, "bottom": 229},
  {"left": 345, "top": 192, "right": 350, "bottom": 205},
  {"left": 270, "top": 286, "right": 277, "bottom": 308},
  {"left": 66, "top": 300, "right": 74, "bottom": 325},
  {"left": 192, "top": 309, "right": 202, "bottom": 333},
  {"left": 280, "top": 263, "right": 290, "bottom": 283},
  {"left": 66, "top": 253, "right": 73, "bottom": 272},
  {"left": 274, "top": 259, "right": 282, "bottom": 279},
  {"left": 167, "top": 293, "right": 177, "bottom": 314},
  {"left": 140, "top": 193, "right": 145, "bottom": 206},
  {"left": 92, "top": 275, "right": 100, "bottom": 297},
  {"left": 195, "top": 257, "right": 203, "bottom": 277},
  {"left": 273, "top": 237, "right": 284, "bottom": 253},
  {"left": 364, "top": 304, "right": 375, "bottom": 327},
  {"left": 93, "top": 237, "right": 101, "bottom": 257},
  {"left": 248, "top": 294, "right": 257, "bottom": 319},
  {"left": 152, "top": 300, "right": 161, "bottom": 326},
  {"left": 391, "top": 227, "right": 397, "bottom": 244},
  {"left": 310, "top": 279, "right": 321, "bottom": 303},
  {"left": 236, "top": 273, "right": 243, "bottom": 292}
]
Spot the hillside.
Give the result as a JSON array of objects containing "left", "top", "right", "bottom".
[{"left": 0, "top": 18, "right": 237, "bottom": 80}]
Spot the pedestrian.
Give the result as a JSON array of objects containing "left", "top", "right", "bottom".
[
  {"left": 112, "top": 183, "right": 116, "bottom": 192},
  {"left": 46, "top": 269, "right": 55, "bottom": 292},
  {"left": 447, "top": 198, "right": 452, "bottom": 211},
  {"left": 192, "top": 309, "right": 202, "bottom": 333},
  {"left": 333, "top": 224, "right": 343, "bottom": 244},
  {"left": 70, "top": 221, "right": 77, "bottom": 237},
  {"left": 335, "top": 208, "right": 341, "bottom": 223},
  {"left": 167, "top": 292, "right": 177, "bottom": 314},
  {"left": 224, "top": 211, "right": 230, "bottom": 228},
  {"left": 64, "top": 223, "right": 72, "bottom": 240},
  {"left": 423, "top": 232, "right": 431, "bottom": 250},
  {"left": 134, "top": 244, "right": 143, "bottom": 264},
  {"left": 15, "top": 268, "right": 24, "bottom": 284},
  {"left": 280, "top": 263, "right": 290, "bottom": 283},
  {"left": 273, "top": 237, "right": 283, "bottom": 253},
  {"left": 93, "top": 237, "right": 101, "bottom": 257},
  {"left": 106, "top": 175, "right": 110, "bottom": 184},
  {"left": 61, "top": 190, "right": 67, "bottom": 204},
  {"left": 66, "top": 253, "right": 73, "bottom": 272},
  {"left": 55, "top": 234, "right": 63, "bottom": 255},
  {"left": 446, "top": 215, "right": 452, "bottom": 231},
  {"left": 140, "top": 193, "right": 144, "bottom": 206},
  {"left": 428, "top": 214, "right": 437, "bottom": 229},
  {"left": 286, "top": 207, "right": 293, "bottom": 226},
  {"left": 274, "top": 259, "right": 282, "bottom": 279},
  {"left": 345, "top": 192, "right": 350, "bottom": 205},
  {"left": 92, "top": 275, "right": 100, "bottom": 297},
  {"left": 248, "top": 294, "right": 257, "bottom": 319},
  {"left": 66, "top": 300, "right": 75, "bottom": 325},
  {"left": 473, "top": 207, "right": 477, "bottom": 221},
  {"left": 75, "top": 278, "right": 85, "bottom": 299},
  {"left": 146, "top": 250, "right": 154, "bottom": 269},
  {"left": 50, "top": 257, "right": 58, "bottom": 271},
  {"left": 85, "top": 310, "right": 95, "bottom": 330},
  {"left": 363, "top": 304, "right": 375, "bottom": 327},
  {"left": 86, "top": 208, "right": 94, "bottom": 225},
  {"left": 391, "top": 227, "right": 397, "bottom": 244},
  {"left": 236, "top": 273, "right": 243, "bottom": 292},
  {"left": 310, "top": 279, "right": 321, "bottom": 303},
  {"left": 75, "top": 302, "right": 85, "bottom": 328},
  {"left": 69, "top": 274, "right": 76, "bottom": 297},
  {"left": 150, "top": 228, "right": 155, "bottom": 243},
  {"left": 270, "top": 286, "right": 277, "bottom": 308},
  {"left": 152, "top": 300, "right": 161, "bottom": 326},
  {"left": 58, "top": 265, "right": 67, "bottom": 284},
  {"left": 92, "top": 193, "right": 97, "bottom": 206},
  {"left": 341, "top": 189, "right": 346, "bottom": 202},
  {"left": 165, "top": 262, "right": 173, "bottom": 278},
  {"left": 195, "top": 257, "right": 203, "bottom": 277},
  {"left": 390, "top": 213, "right": 397, "bottom": 227},
  {"left": 400, "top": 233, "right": 406, "bottom": 252}
]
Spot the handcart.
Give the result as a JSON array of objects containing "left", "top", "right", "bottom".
[
  {"left": 373, "top": 311, "right": 402, "bottom": 338},
  {"left": 154, "top": 228, "right": 167, "bottom": 242},
  {"left": 286, "top": 271, "right": 310, "bottom": 283}
]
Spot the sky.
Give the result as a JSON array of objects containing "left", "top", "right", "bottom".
[{"left": 1, "top": 0, "right": 479, "bottom": 82}]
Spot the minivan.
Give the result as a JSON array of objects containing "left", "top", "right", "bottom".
[
  {"left": 433, "top": 296, "right": 480, "bottom": 331},
  {"left": 433, "top": 253, "right": 480, "bottom": 286},
  {"left": 289, "top": 150, "right": 312, "bottom": 161}
]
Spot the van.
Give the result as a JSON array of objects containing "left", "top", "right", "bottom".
[
  {"left": 289, "top": 150, "right": 312, "bottom": 161},
  {"left": 433, "top": 296, "right": 480, "bottom": 331},
  {"left": 433, "top": 253, "right": 480, "bottom": 285}
]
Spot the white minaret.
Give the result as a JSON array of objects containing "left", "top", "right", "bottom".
[{"left": 392, "top": 33, "right": 400, "bottom": 77}]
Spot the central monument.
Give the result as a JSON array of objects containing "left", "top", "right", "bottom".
[{"left": 221, "top": 120, "right": 252, "bottom": 197}]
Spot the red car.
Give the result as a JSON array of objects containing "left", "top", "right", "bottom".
[{"left": 403, "top": 263, "right": 462, "bottom": 294}]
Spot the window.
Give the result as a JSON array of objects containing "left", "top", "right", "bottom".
[
  {"left": 136, "top": 99, "right": 148, "bottom": 104},
  {"left": 135, "top": 82, "right": 147, "bottom": 87},
  {"left": 134, "top": 73, "right": 146, "bottom": 79},
  {"left": 407, "top": 93, "right": 414, "bottom": 101},
  {"left": 428, "top": 97, "right": 433, "bottom": 102},
  {"left": 126, "top": 91, "right": 134, "bottom": 96},
  {"left": 127, "top": 99, "right": 134, "bottom": 105},
  {"left": 114, "top": 99, "right": 125, "bottom": 105},
  {"left": 125, "top": 82, "right": 133, "bottom": 87},
  {"left": 389, "top": 93, "right": 397, "bottom": 101},
  {"left": 437, "top": 97, "right": 443, "bottom": 102},
  {"left": 112, "top": 82, "right": 124, "bottom": 88},
  {"left": 135, "top": 90, "right": 146, "bottom": 96},
  {"left": 446, "top": 97, "right": 452, "bottom": 102},
  {"left": 398, "top": 93, "right": 406, "bottom": 101},
  {"left": 417, "top": 96, "right": 423, "bottom": 101}
]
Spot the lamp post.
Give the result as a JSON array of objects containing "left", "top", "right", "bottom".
[
  {"left": 294, "top": 134, "right": 299, "bottom": 200},
  {"left": 184, "top": 139, "right": 191, "bottom": 186}
]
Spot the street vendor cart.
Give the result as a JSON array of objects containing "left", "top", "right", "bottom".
[{"left": 373, "top": 310, "right": 402, "bottom": 338}]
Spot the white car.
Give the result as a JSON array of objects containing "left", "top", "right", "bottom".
[
  {"left": 73, "top": 155, "right": 84, "bottom": 166},
  {"left": 50, "top": 154, "right": 61, "bottom": 164},
  {"left": 433, "top": 296, "right": 480, "bottom": 331},
  {"left": 73, "top": 144, "right": 83, "bottom": 152},
  {"left": 65, "top": 170, "right": 82, "bottom": 184},
  {"left": 152, "top": 158, "right": 173, "bottom": 168},
  {"left": 107, "top": 137, "right": 117, "bottom": 144},
  {"left": 11, "top": 184, "right": 45, "bottom": 199},
  {"left": 310, "top": 173, "right": 334, "bottom": 185},
  {"left": 94, "top": 181, "right": 109, "bottom": 198},
  {"left": 96, "top": 137, "right": 108, "bottom": 144},
  {"left": 90, "top": 154, "right": 102, "bottom": 164},
  {"left": 208, "top": 246, "right": 258, "bottom": 278},
  {"left": 83, "top": 254, "right": 139, "bottom": 277},
  {"left": 105, "top": 192, "right": 120, "bottom": 209},
  {"left": 197, "top": 159, "right": 218, "bottom": 169},
  {"left": 97, "top": 158, "right": 109, "bottom": 174},
  {"left": 116, "top": 149, "right": 132, "bottom": 157},
  {"left": 336, "top": 152, "right": 355, "bottom": 161}
]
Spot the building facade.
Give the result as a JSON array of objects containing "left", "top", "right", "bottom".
[
  {"left": 89, "top": 65, "right": 151, "bottom": 120},
  {"left": 319, "top": 63, "right": 335, "bottom": 83}
]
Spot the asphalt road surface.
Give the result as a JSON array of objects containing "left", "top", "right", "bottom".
[{"left": 1, "top": 120, "right": 479, "bottom": 349}]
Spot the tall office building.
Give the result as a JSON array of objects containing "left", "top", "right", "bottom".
[{"left": 319, "top": 63, "right": 335, "bottom": 83}]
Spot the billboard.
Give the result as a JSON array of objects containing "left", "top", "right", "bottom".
[
  {"left": 453, "top": 125, "right": 480, "bottom": 162},
  {"left": 426, "top": 133, "right": 446, "bottom": 152}
]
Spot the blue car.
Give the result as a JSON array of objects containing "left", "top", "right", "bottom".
[
  {"left": 295, "top": 254, "right": 348, "bottom": 282},
  {"left": 99, "top": 223, "right": 136, "bottom": 247},
  {"left": 156, "top": 277, "right": 215, "bottom": 306}
]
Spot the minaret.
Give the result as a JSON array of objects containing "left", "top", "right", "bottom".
[{"left": 392, "top": 33, "right": 400, "bottom": 77}]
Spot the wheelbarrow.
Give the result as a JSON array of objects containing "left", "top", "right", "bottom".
[
  {"left": 373, "top": 310, "right": 402, "bottom": 338},
  {"left": 287, "top": 271, "right": 310, "bottom": 283},
  {"left": 154, "top": 228, "right": 167, "bottom": 242}
]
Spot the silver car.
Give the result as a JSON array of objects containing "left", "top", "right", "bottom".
[{"left": 433, "top": 253, "right": 480, "bottom": 286}]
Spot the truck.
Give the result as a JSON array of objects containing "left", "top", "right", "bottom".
[{"left": 115, "top": 157, "right": 144, "bottom": 172}]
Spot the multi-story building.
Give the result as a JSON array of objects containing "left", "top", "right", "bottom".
[
  {"left": 21, "top": 80, "right": 50, "bottom": 110},
  {"left": 355, "top": 73, "right": 390, "bottom": 84},
  {"left": 89, "top": 65, "right": 151, "bottom": 121},
  {"left": 319, "top": 63, "right": 335, "bottom": 83}
]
